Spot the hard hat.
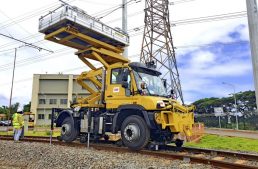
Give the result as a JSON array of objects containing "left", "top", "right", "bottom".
[{"left": 17, "top": 107, "right": 23, "bottom": 113}]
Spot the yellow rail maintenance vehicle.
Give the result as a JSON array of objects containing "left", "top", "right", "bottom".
[{"left": 39, "top": 5, "right": 194, "bottom": 150}]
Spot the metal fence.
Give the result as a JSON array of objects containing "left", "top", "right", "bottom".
[{"left": 195, "top": 113, "right": 258, "bottom": 130}]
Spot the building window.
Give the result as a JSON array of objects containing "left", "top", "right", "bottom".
[
  {"left": 38, "top": 114, "right": 45, "bottom": 120},
  {"left": 49, "top": 99, "right": 57, "bottom": 104},
  {"left": 60, "top": 99, "right": 67, "bottom": 105},
  {"left": 39, "top": 99, "right": 46, "bottom": 104},
  {"left": 48, "top": 114, "right": 52, "bottom": 120}
]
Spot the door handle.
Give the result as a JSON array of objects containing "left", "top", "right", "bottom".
[{"left": 107, "top": 95, "right": 113, "bottom": 97}]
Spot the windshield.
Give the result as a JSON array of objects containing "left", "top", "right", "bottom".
[{"left": 133, "top": 69, "right": 167, "bottom": 97}]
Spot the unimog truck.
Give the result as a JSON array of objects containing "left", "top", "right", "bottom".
[{"left": 39, "top": 5, "right": 194, "bottom": 150}]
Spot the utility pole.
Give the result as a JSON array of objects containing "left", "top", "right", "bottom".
[
  {"left": 246, "top": 0, "right": 258, "bottom": 110},
  {"left": 7, "top": 48, "right": 17, "bottom": 122},
  {"left": 122, "top": 0, "right": 128, "bottom": 58}
]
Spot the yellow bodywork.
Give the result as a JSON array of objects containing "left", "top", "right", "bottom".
[{"left": 44, "top": 25, "right": 195, "bottom": 137}]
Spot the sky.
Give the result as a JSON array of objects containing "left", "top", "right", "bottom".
[{"left": 0, "top": 0, "right": 254, "bottom": 107}]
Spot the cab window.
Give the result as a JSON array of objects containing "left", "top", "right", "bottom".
[{"left": 111, "top": 68, "right": 123, "bottom": 84}]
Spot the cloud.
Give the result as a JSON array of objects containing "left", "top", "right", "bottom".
[
  {"left": 0, "top": 95, "right": 8, "bottom": 106},
  {"left": 176, "top": 23, "right": 254, "bottom": 103}
]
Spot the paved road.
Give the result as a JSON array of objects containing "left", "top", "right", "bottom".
[{"left": 205, "top": 128, "right": 258, "bottom": 139}]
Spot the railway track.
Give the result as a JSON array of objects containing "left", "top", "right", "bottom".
[{"left": 1, "top": 135, "right": 258, "bottom": 169}]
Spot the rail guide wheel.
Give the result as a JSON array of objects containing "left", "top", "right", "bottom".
[
  {"left": 175, "top": 139, "right": 184, "bottom": 148},
  {"left": 121, "top": 115, "right": 150, "bottom": 151}
]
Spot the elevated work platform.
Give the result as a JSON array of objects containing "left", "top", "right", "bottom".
[{"left": 39, "top": 5, "right": 129, "bottom": 48}]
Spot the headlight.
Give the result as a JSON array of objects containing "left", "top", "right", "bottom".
[{"left": 157, "top": 101, "right": 165, "bottom": 108}]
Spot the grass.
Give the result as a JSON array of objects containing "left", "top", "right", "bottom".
[
  {"left": 185, "top": 134, "right": 258, "bottom": 153},
  {"left": 0, "top": 130, "right": 60, "bottom": 137}
]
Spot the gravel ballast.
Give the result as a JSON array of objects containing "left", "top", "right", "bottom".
[{"left": 0, "top": 140, "right": 213, "bottom": 169}]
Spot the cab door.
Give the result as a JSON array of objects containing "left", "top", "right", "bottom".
[{"left": 105, "top": 67, "right": 133, "bottom": 108}]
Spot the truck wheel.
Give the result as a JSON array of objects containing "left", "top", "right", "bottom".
[
  {"left": 61, "top": 117, "right": 78, "bottom": 142},
  {"left": 121, "top": 115, "right": 150, "bottom": 150}
]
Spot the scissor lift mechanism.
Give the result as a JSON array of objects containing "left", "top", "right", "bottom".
[{"left": 44, "top": 25, "right": 129, "bottom": 108}]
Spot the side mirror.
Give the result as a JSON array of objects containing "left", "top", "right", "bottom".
[{"left": 122, "top": 81, "right": 129, "bottom": 88}]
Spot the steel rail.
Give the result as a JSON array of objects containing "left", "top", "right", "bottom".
[
  {"left": 0, "top": 135, "right": 258, "bottom": 169},
  {"left": 165, "top": 145, "right": 258, "bottom": 161}
]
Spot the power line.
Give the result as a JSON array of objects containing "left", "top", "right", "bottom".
[
  {"left": 169, "top": 0, "right": 197, "bottom": 5},
  {"left": 0, "top": 9, "right": 51, "bottom": 51},
  {"left": 0, "top": 47, "right": 18, "bottom": 53},
  {"left": 0, "top": 1, "right": 77, "bottom": 31},
  {"left": 129, "top": 11, "right": 247, "bottom": 37},
  {"left": 0, "top": 48, "right": 73, "bottom": 71},
  {"left": 0, "top": 33, "right": 53, "bottom": 53},
  {"left": 97, "top": 0, "right": 141, "bottom": 20},
  {"left": 171, "top": 11, "right": 247, "bottom": 26},
  {"left": 0, "top": 33, "right": 42, "bottom": 50}
]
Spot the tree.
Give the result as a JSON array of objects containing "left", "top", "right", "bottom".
[
  {"left": 23, "top": 102, "right": 31, "bottom": 112},
  {"left": 192, "top": 91, "right": 256, "bottom": 114},
  {"left": 0, "top": 106, "right": 8, "bottom": 114},
  {"left": 4, "top": 102, "right": 20, "bottom": 118}
]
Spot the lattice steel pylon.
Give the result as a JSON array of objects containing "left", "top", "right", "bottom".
[{"left": 140, "top": 0, "right": 184, "bottom": 104}]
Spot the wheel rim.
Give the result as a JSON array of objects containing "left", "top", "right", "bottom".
[
  {"left": 124, "top": 123, "right": 140, "bottom": 142},
  {"left": 61, "top": 124, "right": 71, "bottom": 136}
]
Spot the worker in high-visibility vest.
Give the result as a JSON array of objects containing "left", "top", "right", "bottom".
[{"left": 12, "top": 108, "right": 24, "bottom": 142}]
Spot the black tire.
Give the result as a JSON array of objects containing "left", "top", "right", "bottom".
[
  {"left": 60, "top": 117, "right": 78, "bottom": 142},
  {"left": 121, "top": 115, "right": 150, "bottom": 150}
]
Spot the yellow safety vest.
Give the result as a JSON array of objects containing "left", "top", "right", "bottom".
[{"left": 12, "top": 113, "right": 24, "bottom": 129}]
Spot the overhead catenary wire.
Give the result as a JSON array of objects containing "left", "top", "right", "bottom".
[
  {"left": 0, "top": 47, "right": 18, "bottom": 53},
  {"left": 0, "top": 47, "right": 73, "bottom": 71},
  {"left": 0, "top": 33, "right": 53, "bottom": 53},
  {"left": 0, "top": 0, "right": 76, "bottom": 31},
  {"left": 169, "top": 0, "right": 198, "bottom": 5},
  {"left": 129, "top": 11, "right": 247, "bottom": 37},
  {"left": 97, "top": 0, "right": 141, "bottom": 20},
  {"left": 0, "top": 9, "right": 51, "bottom": 51}
]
